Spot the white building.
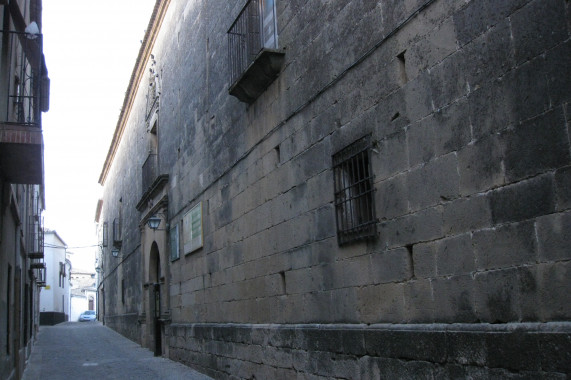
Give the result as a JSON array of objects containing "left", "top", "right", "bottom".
[
  {"left": 40, "top": 230, "right": 71, "bottom": 325},
  {"left": 69, "top": 269, "right": 97, "bottom": 321}
]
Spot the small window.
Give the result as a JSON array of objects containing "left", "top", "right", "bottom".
[
  {"left": 102, "top": 222, "right": 108, "bottom": 247},
  {"left": 170, "top": 224, "right": 180, "bottom": 261},
  {"left": 6, "top": 265, "right": 11, "bottom": 354},
  {"left": 113, "top": 218, "right": 122, "bottom": 246},
  {"left": 59, "top": 262, "right": 65, "bottom": 287},
  {"left": 332, "top": 135, "right": 377, "bottom": 245},
  {"left": 121, "top": 279, "right": 125, "bottom": 305}
]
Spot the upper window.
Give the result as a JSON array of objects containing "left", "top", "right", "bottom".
[
  {"left": 59, "top": 262, "right": 66, "bottom": 287},
  {"left": 101, "top": 221, "right": 108, "bottom": 247},
  {"left": 332, "top": 135, "right": 377, "bottom": 245},
  {"left": 170, "top": 224, "right": 180, "bottom": 261},
  {"left": 113, "top": 217, "right": 122, "bottom": 247},
  {"left": 228, "top": 0, "right": 284, "bottom": 103}
]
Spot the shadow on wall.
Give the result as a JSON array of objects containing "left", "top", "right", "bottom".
[{"left": 39, "top": 312, "right": 67, "bottom": 326}]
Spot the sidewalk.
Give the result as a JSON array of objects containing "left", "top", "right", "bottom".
[{"left": 22, "top": 322, "right": 213, "bottom": 380}]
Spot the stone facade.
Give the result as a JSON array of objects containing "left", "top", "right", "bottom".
[
  {"left": 98, "top": 0, "right": 571, "bottom": 378},
  {"left": 0, "top": 181, "right": 44, "bottom": 380},
  {"left": 0, "top": 0, "right": 49, "bottom": 378}
]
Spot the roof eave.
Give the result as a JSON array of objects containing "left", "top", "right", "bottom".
[{"left": 98, "top": 0, "right": 171, "bottom": 185}]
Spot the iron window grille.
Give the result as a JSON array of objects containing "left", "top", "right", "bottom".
[
  {"left": 59, "top": 262, "right": 65, "bottom": 287},
  {"left": 332, "top": 135, "right": 377, "bottom": 245},
  {"left": 102, "top": 221, "right": 108, "bottom": 248},
  {"left": 26, "top": 214, "right": 43, "bottom": 257},
  {"left": 27, "top": 190, "right": 43, "bottom": 258},
  {"left": 0, "top": 30, "right": 47, "bottom": 126},
  {"left": 113, "top": 218, "right": 122, "bottom": 247},
  {"left": 228, "top": 0, "right": 279, "bottom": 84}
]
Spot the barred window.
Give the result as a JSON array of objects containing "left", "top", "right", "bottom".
[
  {"left": 113, "top": 218, "right": 122, "bottom": 246},
  {"left": 59, "top": 262, "right": 65, "bottom": 287},
  {"left": 332, "top": 135, "right": 377, "bottom": 245},
  {"left": 102, "top": 221, "right": 108, "bottom": 247}
]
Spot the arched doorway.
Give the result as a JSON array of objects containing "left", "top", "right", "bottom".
[
  {"left": 140, "top": 197, "right": 169, "bottom": 356},
  {"left": 149, "top": 242, "right": 162, "bottom": 356}
]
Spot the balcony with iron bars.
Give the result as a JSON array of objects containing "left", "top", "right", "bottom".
[
  {"left": 228, "top": 0, "right": 284, "bottom": 104},
  {"left": 0, "top": 30, "right": 49, "bottom": 184},
  {"left": 31, "top": 257, "right": 46, "bottom": 287}
]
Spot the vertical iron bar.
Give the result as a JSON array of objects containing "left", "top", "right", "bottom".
[
  {"left": 355, "top": 151, "right": 363, "bottom": 228},
  {"left": 360, "top": 150, "right": 368, "bottom": 226},
  {"left": 346, "top": 155, "right": 353, "bottom": 231}
]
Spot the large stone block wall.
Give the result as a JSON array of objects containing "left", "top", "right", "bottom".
[
  {"left": 100, "top": 0, "right": 571, "bottom": 376},
  {"left": 98, "top": 57, "right": 152, "bottom": 341},
  {"left": 168, "top": 323, "right": 570, "bottom": 379},
  {"left": 104, "top": 313, "right": 141, "bottom": 345},
  {"left": 155, "top": 0, "right": 571, "bottom": 325}
]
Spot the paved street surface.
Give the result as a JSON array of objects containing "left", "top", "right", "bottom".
[{"left": 22, "top": 322, "right": 213, "bottom": 380}]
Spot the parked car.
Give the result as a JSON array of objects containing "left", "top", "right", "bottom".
[{"left": 78, "top": 310, "right": 96, "bottom": 322}]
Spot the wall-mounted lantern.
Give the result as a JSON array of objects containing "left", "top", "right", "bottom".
[{"left": 147, "top": 215, "right": 162, "bottom": 230}]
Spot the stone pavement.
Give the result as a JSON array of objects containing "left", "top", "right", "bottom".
[{"left": 22, "top": 322, "right": 213, "bottom": 380}]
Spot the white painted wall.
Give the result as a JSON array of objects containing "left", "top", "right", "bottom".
[
  {"left": 40, "top": 231, "right": 71, "bottom": 317},
  {"left": 70, "top": 294, "right": 88, "bottom": 321}
]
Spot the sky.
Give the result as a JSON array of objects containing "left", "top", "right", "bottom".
[{"left": 41, "top": 0, "right": 156, "bottom": 270}]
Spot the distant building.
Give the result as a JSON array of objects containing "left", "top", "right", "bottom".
[
  {"left": 69, "top": 268, "right": 97, "bottom": 322},
  {"left": 97, "top": 0, "right": 570, "bottom": 378},
  {"left": 0, "top": 0, "right": 50, "bottom": 378},
  {"left": 39, "top": 231, "right": 70, "bottom": 325}
]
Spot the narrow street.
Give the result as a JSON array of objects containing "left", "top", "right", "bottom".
[{"left": 22, "top": 322, "right": 212, "bottom": 380}]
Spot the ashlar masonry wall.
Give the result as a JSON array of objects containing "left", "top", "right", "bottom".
[{"left": 100, "top": 0, "right": 571, "bottom": 378}]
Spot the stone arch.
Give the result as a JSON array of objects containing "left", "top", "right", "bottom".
[{"left": 148, "top": 240, "right": 162, "bottom": 356}]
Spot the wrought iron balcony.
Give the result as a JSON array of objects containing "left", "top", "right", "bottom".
[
  {"left": 34, "top": 262, "right": 46, "bottom": 287},
  {"left": 228, "top": 0, "right": 284, "bottom": 103},
  {"left": 30, "top": 256, "right": 46, "bottom": 288},
  {"left": 0, "top": 30, "right": 47, "bottom": 126},
  {"left": 0, "top": 30, "right": 49, "bottom": 184}
]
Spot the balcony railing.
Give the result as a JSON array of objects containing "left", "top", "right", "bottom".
[
  {"left": 33, "top": 261, "right": 46, "bottom": 286},
  {"left": 0, "top": 30, "right": 47, "bottom": 126},
  {"left": 142, "top": 153, "right": 158, "bottom": 193},
  {"left": 26, "top": 196, "right": 44, "bottom": 259},
  {"left": 30, "top": 256, "right": 46, "bottom": 287},
  {"left": 228, "top": 0, "right": 284, "bottom": 103}
]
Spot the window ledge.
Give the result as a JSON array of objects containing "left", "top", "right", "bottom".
[{"left": 229, "top": 48, "right": 285, "bottom": 104}]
